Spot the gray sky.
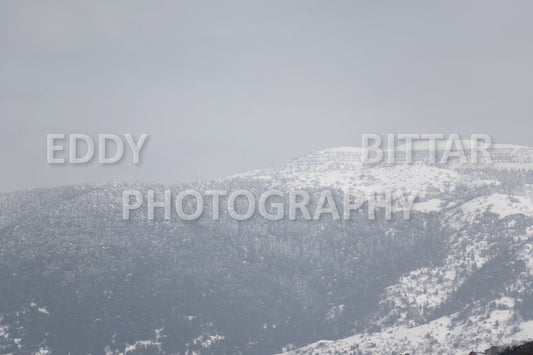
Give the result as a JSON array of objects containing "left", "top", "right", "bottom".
[{"left": 1, "top": 0, "right": 533, "bottom": 192}]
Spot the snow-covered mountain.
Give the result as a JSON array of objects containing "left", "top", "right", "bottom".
[{"left": 1, "top": 143, "right": 533, "bottom": 354}]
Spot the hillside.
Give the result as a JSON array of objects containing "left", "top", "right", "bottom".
[{"left": 1, "top": 144, "right": 533, "bottom": 354}]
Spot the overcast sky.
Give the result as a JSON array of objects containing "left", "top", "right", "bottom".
[{"left": 1, "top": 0, "right": 533, "bottom": 192}]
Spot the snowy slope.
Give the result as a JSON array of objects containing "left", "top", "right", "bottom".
[
  {"left": 274, "top": 145, "right": 533, "bottom": 355},
  {"left": 1, "top": 143, "right": 533, "bottom": 354}
]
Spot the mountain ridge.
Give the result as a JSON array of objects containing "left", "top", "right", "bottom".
[{"left": 1, "top": 144, "right": 533, "bottom": 354}]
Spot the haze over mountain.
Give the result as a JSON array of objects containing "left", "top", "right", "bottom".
[{"left": 1, "top": 143, "right": 533, "bottom": 354}]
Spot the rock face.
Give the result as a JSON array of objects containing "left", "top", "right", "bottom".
[{"left": 1, "top": 144, "right": 533, "bottom": 354}]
